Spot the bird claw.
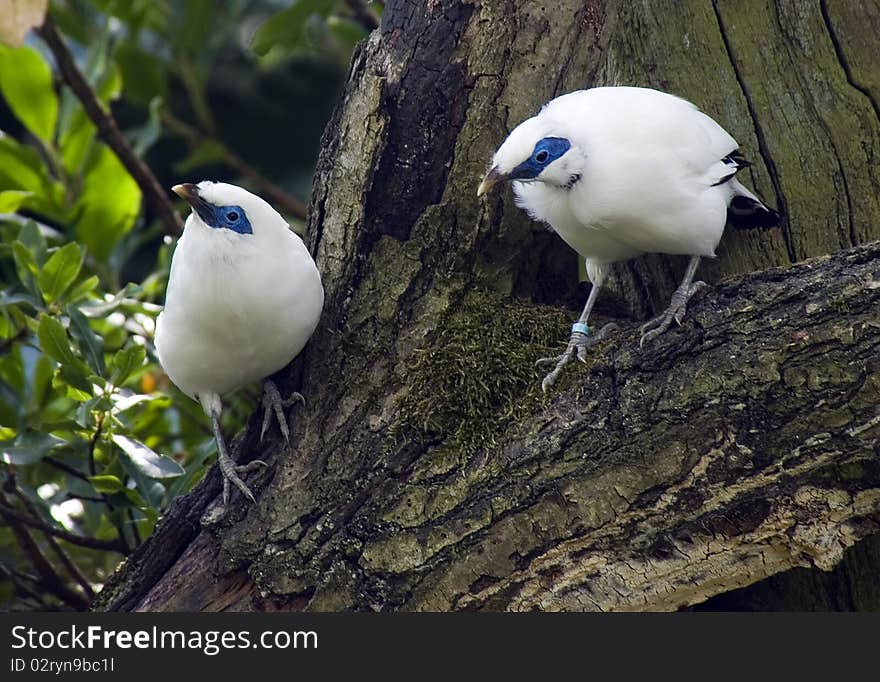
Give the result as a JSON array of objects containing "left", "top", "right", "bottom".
[
  {"left": 220, "top": 457, "right": 268, "bottom": 507},
  {"left": 538, "top": 322, "right": 619, "bottom": 392},
  {"left": 260, "top": 380, "right": 305, "bottom": 444},
  {"left": 639, "top": 281, "right": 706, "bottom": 348}
]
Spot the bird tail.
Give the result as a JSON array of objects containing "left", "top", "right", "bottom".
[{"left": 726, "top": 180, "right": 781, "bottom": 230}]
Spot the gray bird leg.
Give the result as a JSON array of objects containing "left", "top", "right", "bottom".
[
  {"left": 639, "top": 255, "right": 707, "bottom": 348},
  {"left": 260, "top": 379, "right": 305, "bottom": 443},
  {"left": 537, "top": 282, "right": 619, "bottom": 392},
  {"left": 211, "top": 409, "right": 267, "bottom": 509}
]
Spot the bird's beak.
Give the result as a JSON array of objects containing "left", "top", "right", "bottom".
[
  {"left": 172, "top": 183, "right": 213, "bottom": 224},
  {"left": 172, "top": 183, "right": 199, "bottom": 203},
  {"left": 477, "top": 167, "right": 506, "bottom": 197}
]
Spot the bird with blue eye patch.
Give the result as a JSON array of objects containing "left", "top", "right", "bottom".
[
  {"left": 478, "top": 86, "right": 779, "bottom": 390},
  {"left": 155, "top": 181, "right": 324, "bottom": 515}
]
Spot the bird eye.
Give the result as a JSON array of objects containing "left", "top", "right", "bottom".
[
  {"left": 535, "top": 150, "right": 550, "bottom": 163},
  {"left": 226, "top": 211, "right": 239, "bottom": 222}
]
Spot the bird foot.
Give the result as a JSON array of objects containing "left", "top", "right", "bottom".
[
  {"left": 260, "top": 380, "right": 305, "bottom": 443},
  {"left": 639, "top": 281, "right": 707, "bottom": 348},
  {"left": 218, "top": 447, "right": 268, "bottom": 507},
  {"left": 536, "top": 322, "right": 619, "bottom": 392}
]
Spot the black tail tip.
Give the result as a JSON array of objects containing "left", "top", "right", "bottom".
[{"left": 727, "top": 195, "right": 781, "bottom": 230}]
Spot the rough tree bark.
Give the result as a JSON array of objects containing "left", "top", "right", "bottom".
[{"left": 96, "top": 0, "right": 880, "bottom": 611}]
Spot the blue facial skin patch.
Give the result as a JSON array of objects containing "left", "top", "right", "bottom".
[
  {"left": 193, "top": 201, "right": 253, "bottom": 235},
  {"left": 509, "top": 137, "right": 572, "bottom": 180}
]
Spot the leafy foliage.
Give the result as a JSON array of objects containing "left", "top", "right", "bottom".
[{"left": 0, "top": 0, "right": 372, "bottom": 610}]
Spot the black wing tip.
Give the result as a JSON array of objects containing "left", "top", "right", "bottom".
[
  {"left": 713, "top": 150, "right": 754, "bottom": 187},
  {"left": 725, "top": 150, "right": 753, "bottom": 168},
  {"left": 727, "top": 196, "right": 782, "bottom": 230}
]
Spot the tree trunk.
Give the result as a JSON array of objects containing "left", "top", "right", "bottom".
[{"left": 95, "top": 0, "right": 880, "bottom": 612}]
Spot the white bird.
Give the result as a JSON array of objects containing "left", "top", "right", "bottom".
[
  {"left": 155, "top": 181, "right": 323, "bottom": 511},
  {"left": 478, "top": 86, "right": 779, "bottom": 390}
]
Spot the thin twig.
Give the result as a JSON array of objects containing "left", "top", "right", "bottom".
[
  {"left": 0, "top": 491, "right": 90, "bottom": 609},
  {"left": 36, "top": 14, "right": 183, "bottom": 237},
  {"left": 44, "top": 456, "right": 90, "bottom": 483},
  {"left": 0, "top": 563, "right": 49, "bottom": 608},
  {"left": 161, "top": 111, "right": 308, "bottom": 220},
  {"left": 10, "top": 485, "right": 95, "bottom": 600},
  {"left": 126, "top": 508, "right": 142, "bottom": 545},
  {"left": 65, "top": 492, "right": 105, "bottom": 503},
  {"left": 0, "top": 501, "right": 128, "bottom": 553},
  {"left": 87, "top": 412, "right": 104, "bottom": 477}
]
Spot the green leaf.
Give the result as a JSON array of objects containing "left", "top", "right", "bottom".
[
  {"left": 12, "top": 240, "right": 40, "bottom": 299},
  {"left": 17, "top": 219, "right": 47, "bottom": 262},
  {"left": 73, "top": 144, "right": 142, "bottom": 260},
  {"left": 0, "top": 0, "right": 48, "bottom": 48},
  {"left": 38, "top": 242, "right": 84, "bottom": 303},
  {"left": 251, "top": 0, "right": 335, "bottom": 56},
  {"left": 60, "top": 377, "right": 93, "bottom": 400},
  {"left": 36, "top": 314, "right": 77, "bottom": 365},
  {"left": 67, "top": 305, "right": 105, "bottom": 376},
  {"left": 0, "top": 430, "right": 64, "bottom": 465},
  {"left": 113, "top": 434, "right": 183, "bottom": 479},
  {"left": 65, "top": 275, "right": 100, "bottom": 303},
  {"left": 78, "top": 282, "right": 138, "bottom": 317},
  {"left": 0, "top": 190, "right": 32, "bottom": 212},
  {"left": 0, "top": 133, "right": 49, "bottom": 193},
  {"left": 12, "top": 240, "right": 39, "bottom": 278},
  {"left": 59, "top": 106, "right": 95, "bottom": 175},
  {"left": 0, "top": 291, "right": 35, "bottom": 307},
  {"left": 0, "top": 345, "right": 25, "bottom": 393},
  {"left": 109, "top": 344, "right": 145, "bottom": 385},
  {"left": 88, "top": 474, "right": 123, "bottom": 493},
  {"left": 36, "top": 313, "right": 92, "bottom": 392},
  {"left": 31, "top": 353, "right": 53, "bottom": 407},
  {"left": 0, "top": 43, "right": 58, "bottom": 142}
]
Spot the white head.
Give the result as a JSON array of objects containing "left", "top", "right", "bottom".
[
  {"left": 477, "top": 115, "right": 585, "bottom": 196},
  {"left": 172, "top": 181, "right": 288, "bottom": 240}
]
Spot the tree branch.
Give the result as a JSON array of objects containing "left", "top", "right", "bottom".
[
  {"left": 44, "top": 457, "right": 90, "bottom": 483},
  {"left": 0, "top": 563, "right": 52, "bottom": 610},
  {"left": 96, "top": 241, "right": 880, "bottom": 612},
  {"left": 10, "top": 485, "right": 95, "bottom": 600},
  {"left": 0, "top": 500, "right": 129, "bottom": 554},
  {"left": 36, "top": 14, "right": 183, "bottom": 237},
  {"left": 0, "top": 490, "right": 90, "bottom": 609}
]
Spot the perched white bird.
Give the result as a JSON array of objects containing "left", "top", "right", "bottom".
[
  {"left": 478, "top": 86, "right": 779, "bottom": 390},
  {"left": 155, "top": 181, "right": 323, "bottom": 511}
]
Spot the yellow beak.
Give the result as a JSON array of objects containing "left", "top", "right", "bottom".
[
  {"left": 171, "top": 183, "right": 198, "bottom": 202},
  {"left": 477, "top": 167, "right": 506, "bottom": 197}
]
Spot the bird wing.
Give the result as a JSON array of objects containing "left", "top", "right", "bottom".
[
  {"left": 544, "top": 87, "right": 739, "bottom": 185},
  {"left": 544, "top": 88, "right": 737, "bottom": 257}
]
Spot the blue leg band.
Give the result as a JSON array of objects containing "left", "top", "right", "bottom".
[{"left": 571, "top": 322, "right": 590, "bottom": 336}]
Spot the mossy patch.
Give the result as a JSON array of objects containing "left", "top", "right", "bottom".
[{"left": 393, "top": 288, "right": 578, "bottom": 464}]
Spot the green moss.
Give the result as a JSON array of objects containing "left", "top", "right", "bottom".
[{"left": 393, "top": 289, "right": 586, "bottom": 465}]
